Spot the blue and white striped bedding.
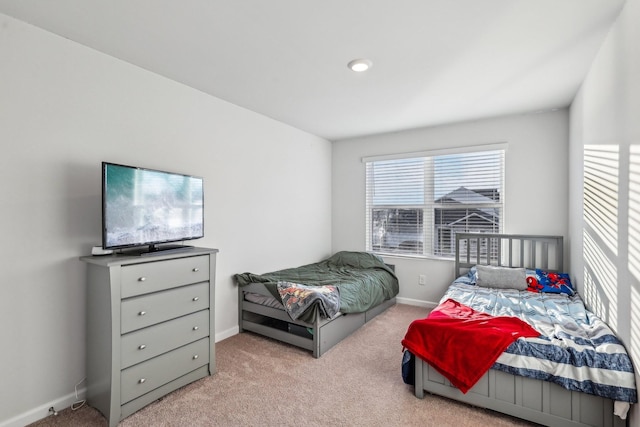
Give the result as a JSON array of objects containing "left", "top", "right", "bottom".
[{"left": 442, "top": 282, "right": 637, "bottom": 404}]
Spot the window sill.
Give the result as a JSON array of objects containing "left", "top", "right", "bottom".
[{"left": 373, "top": 252, "right": 455, "bottom": 263}]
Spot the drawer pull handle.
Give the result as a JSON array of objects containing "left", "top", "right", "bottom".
[
  {"left": 192, "top": 297, "right": 199, "bottom": 302},
  {"left": 192, "top": 268, "right": 199, "bottom": 272},
  {"left": 138, "top": 344, "right": 146, "bottom": 350},
  {"left": 139, "top": 311, "right": 146, "bottom": 316},
  {"left": 193, "top": 326, "right": 199, "bottom": 331},
  {"left": 138, "top": 378, "right": 146, "bottom": 384},
  {"left": 138, "top": 277, "right": 146, "bottom": 282},
  {"left": 193, "top": 354, "right": 199, "bottom": 360}
]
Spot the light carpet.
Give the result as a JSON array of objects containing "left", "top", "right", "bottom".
[{"left": 29, "top": 303, "right": 537, "bottom": 427}]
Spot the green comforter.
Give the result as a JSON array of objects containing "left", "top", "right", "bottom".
[{"left": 235, "top": 251, "right": 399, "bottom": 321}]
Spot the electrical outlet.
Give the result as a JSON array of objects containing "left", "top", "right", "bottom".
[{"left": 419, "top": 274, "right": 426, "bottom": 285}]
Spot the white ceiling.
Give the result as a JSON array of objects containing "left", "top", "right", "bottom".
[{"left": 0, "top": 0, "right": 626, "bottom": 141}]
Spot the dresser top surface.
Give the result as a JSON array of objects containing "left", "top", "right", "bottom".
[{"left": 80, "top": 247, "right": 218, "bottom": 267}]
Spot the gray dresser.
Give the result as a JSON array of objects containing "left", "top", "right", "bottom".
[{"left": 80, "top": 247, "right": 218, "bottom": 427}]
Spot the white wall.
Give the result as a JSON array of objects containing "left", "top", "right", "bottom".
[
  {"left": 569, "top": 0, "right": 640, "bottom": 423},
  {"left": 332, "top": 111, "right": 570, "bottom": 306},
  {"left": 0, "top": 14, "right": 331, "bottom": 426}
]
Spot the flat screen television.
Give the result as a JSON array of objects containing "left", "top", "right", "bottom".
[{"left": 102, "top": 162, "right": 204, "bottom": 254}]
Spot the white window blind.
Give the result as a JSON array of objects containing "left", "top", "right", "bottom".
[{"left": 365, "top": 146, "right": 505, "bottom": 258}]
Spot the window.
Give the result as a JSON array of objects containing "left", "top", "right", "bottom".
[{"left": 365, "top": 145, "right": 505, "bottom": 258}]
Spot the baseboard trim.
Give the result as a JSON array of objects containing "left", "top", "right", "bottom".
[
  {"left": 396, "top": 297, "right": 437, "bottom": 310},
  {"left": 0, "top": 387, "right": 87, "bottom": 427},
  {"left": 216, "top": 325, "right": 239, "bottom": 342}
]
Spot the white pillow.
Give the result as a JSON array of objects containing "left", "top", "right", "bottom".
[{"left": 475, "top": 265, "right": 527, "bottom": 290}]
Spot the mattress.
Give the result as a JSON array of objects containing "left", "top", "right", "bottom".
[{"left": 243, "top": 291, "right": 283, "bottom": 310}]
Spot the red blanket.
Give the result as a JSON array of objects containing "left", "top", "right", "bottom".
[{"left": 401, "top": 298, "right": 539, "bottom": 393}]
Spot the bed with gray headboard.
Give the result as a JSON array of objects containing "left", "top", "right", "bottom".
[{"left": 404, "top": 233, "right": 636, "bottom": 427}]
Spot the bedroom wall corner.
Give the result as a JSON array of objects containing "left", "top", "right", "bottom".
[{"left": 331, "top": 111, "right": 570, "bottom": 305}]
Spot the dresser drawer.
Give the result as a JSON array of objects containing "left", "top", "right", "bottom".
[
  {"left": 121, "top": 309, "right": 209, "bottom": 369},
  {"left": 120, "top": 338, "right": 209, "bottom": 404},
  {"left": 121, "top": 255, "right": 210, "bottom": 298},
  {"left": 121, "top": 282, "right": 209, "bottom": 334}
]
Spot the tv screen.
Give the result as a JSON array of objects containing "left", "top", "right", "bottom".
[{"left": 102, "top": 162, "right": 204, "bottom": 252}]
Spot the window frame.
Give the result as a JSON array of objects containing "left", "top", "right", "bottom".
[{"left": 363, "top": 143, "right": 506, "bottom": 259}]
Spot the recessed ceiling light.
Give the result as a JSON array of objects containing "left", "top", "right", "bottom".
[{"left": 348, "top": 58, "right": 372, "bottom": 72}]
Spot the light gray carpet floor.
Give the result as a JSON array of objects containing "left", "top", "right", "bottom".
[{"left": 29, "top": 303, "right": 538, "bottom": 426}]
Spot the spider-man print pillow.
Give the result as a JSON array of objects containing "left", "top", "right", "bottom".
[{"left": 526, "top": 269, "right": 574, "bottom": 295}]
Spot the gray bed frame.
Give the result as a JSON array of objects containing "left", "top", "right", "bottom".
[
  {"left": 413, "top": 233, "right": 626, "bottom": 427},
  {"left": 239, "top": 282, "right": 396, "bottom": 358}
]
